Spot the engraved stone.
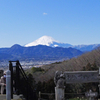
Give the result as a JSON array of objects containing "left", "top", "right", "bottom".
[{"left": 64, "top": 71, "right": 98, "bottom": 83}]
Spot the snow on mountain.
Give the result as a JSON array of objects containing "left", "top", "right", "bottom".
[
  {"left": 25, "top": 35, "right": 100, "bottom": 51},
  {"left": 72, "top": 44, "right": 100, "bottom": 51},
  {"left": 25, "top": 36, "right": 60, "bottom": 47},
  {"left": 25, "top": 35, "right": 72, "bottom": 48}
]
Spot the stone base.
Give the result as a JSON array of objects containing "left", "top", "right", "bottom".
[{"left": 55, "top": 87, "right": 65, "bottom": 100}]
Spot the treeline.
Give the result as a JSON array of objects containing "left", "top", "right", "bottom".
[
  {"left": 25, "top": 47, "right": 100, "bottom": 99},
  {"left": 82, "top": 62, "right": 98, "bottom": 71}
]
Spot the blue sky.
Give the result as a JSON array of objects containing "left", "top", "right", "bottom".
[{"left": 0, "top": 0, "right": 100, "bottom": 47}]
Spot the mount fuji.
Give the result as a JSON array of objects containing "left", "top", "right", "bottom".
[
  {"left": 0, "top": 36, "right": 99, "bottom": 61},
  {"left": 25, "top": 36, "right": 100, "bottom": 51},
  {"left": 25, "top": 36, "right": 72, "bottom": 48}
]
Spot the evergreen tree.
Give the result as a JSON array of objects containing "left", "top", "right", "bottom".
[
  {"left": 86, "top": 62, "right": 91, "bottom": 71},
  {"left": 91, "top": 61, "right": 98, "bottom": 70}
]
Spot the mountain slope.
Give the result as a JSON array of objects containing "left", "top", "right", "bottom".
[
  {"left": 32, "top": 47, "right": 100, "bottom": 82},
  {"left": 0, "top": 44, "right": 83, "bottom": 61}
]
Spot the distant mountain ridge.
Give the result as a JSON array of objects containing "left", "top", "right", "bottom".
[
  {"left": 0, "top": 44, "right": 83, "bottom": 61},
  {"left": 0, "top": 36, "right": 100, "bottom": 61},
  {"left": 72, "top": 44, "right": 100, "bottom": 52},
  {"left": 25, "top": 36, "right": 100, "bottom": 51}
]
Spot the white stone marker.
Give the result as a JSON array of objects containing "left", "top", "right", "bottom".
[{"left": 6, "top": 70, "right": 11, "bottom": 100}]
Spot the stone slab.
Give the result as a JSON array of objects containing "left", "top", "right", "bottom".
[{"left": 64, "top": 71, "right": 98, "bottom": 83}]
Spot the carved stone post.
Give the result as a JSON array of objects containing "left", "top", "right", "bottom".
[{"left": 54, "top": 71, "right": 65, "bottom": 100}]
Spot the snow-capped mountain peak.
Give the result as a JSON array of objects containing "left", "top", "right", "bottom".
[
  {"left": 25, "top": 35, "right": 60, "bottom": 47},
  {"left": 24, "top": 35, "right": 100, "bottom": 51}
]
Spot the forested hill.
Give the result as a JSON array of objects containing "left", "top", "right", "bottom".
[
  {"left": 0, "top": 44, "right": 83, "bottom": 61},
  {"left": 30, "top": 47, "right": 100, "bottom": 82}
]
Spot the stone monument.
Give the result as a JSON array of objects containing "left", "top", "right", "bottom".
[{"left": 54, "top": 71, "right": 65, "bottom": 100}]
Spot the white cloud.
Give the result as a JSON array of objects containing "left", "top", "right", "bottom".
[{"left": 43, "top": 12, "right": 47, "bottom": 15}]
